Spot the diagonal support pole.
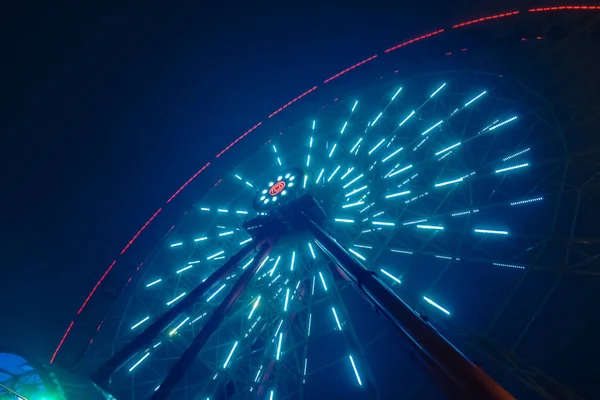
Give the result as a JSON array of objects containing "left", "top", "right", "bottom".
[
  {"left": 92, "top": 240, "right": 257, "bottom": 388},
  {"left": 306, "top": 217, "right": 514, "bottom": 400},
  {"left": 151, "top": 239, "right": 276, "bottom": 400}
]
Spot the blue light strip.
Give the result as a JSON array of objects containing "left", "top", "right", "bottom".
[{"left": 423, "top": 296, "right": 450, "bottom": 315}]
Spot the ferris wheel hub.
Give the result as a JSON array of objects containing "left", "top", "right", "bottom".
[
  {"left": 252, "top": 167, "right": 303, "bottom": 211},
  {"left": 244, "top": 194, "right": 326, "bottom": 239}
]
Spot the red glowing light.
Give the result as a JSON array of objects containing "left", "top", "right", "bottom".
[
  {"left": 216, "top": 122, "right": 262, "bottom": 158},
  {"left": 529, "top": 5, "right": 600, "bottom": 12},
  {"left": 120, "top": 208, "right": 163, "bottom": 254},
  {"left": 50, "top": 321, "right": 74, "bottom": 363},
  {"left": 323, "top": 55, "right": 378, "bottom": 84},
  {"left": 166, "top": 162, "right": 211, "bottom": 202},
  {"left": 452, "top": 11, "right": 519, "bottom": 28},
  {"left": 269, "top": 181, "right": 286, "bottom": 196},
  {"left": 384, "top": 29, "right": 444, "bottom": 53},
  {"left": 77, "top": 260, "right": 117, "bottom": 315},
  {"left": 268, "top": 87, "right": 318, "bottom": 118}
]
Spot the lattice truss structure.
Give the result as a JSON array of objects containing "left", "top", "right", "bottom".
[{"left": 55, "top": 7, "right": 600, "bottom": 400}]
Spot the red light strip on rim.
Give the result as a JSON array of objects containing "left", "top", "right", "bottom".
[
  {"left": 50, "top": 321, "right": 74, "bottom": 363},
  {"left": 77, "top": 260, "right": 117, "bottom": 315},
  {"left": 120, "top": 208, "right": 163, "bottom": 254},
  {"left": 452, "top": 11, "right": 519, "bottom": 28},
  {"left": 215, "top": 122, "right": 262, "bottom": 158},
  {"left": 529, "top": 5, "right": 600, "bottom": 12},
  {"left": 268, "top": 86, "right": 318, "bottom": 119},
  {"left": 323, "top": 55, "right": 378, "bottom": 84},
  {"left": 166, "top": 162, "right": 211, "bottom": 202},
  {"left": 384, "top": 29, "right": 444, "bottom": 53}
]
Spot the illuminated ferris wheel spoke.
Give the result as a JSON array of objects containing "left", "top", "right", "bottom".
[
  {"left": 503, "top": 147, "right": 530, "bottom": 162},
  {"left": 423, "top": 296, "right": 451, "bottom": 315},
  {"left": 342, "top": 174, "right": 364, "bottom": 190},
  {"left": 430, "top": 82, "right": 447, "bottom": 98}
]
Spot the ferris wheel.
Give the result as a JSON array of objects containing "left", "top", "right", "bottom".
[{"left": 50, "top": 6, "right": 600, "bottom": 400}]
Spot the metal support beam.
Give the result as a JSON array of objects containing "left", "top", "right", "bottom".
[
  {"left": 306, "top": 217, "right": 515, "bottom": 400},
  {"left": 92, "top": 240, "right": 257, "bottom": 388},
  {"left": 151, "top": 240, "right": 275, "bottom": 399}
]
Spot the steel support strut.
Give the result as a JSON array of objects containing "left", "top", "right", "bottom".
[
  {"left": 306, "top": 218, "right": 515, "bottom": 400},
  {"left": 151, "top": 240, "right": 276, "bottom": 400},
  {"left": 92, "top": 240, "right": 257, "bottom": 389}
]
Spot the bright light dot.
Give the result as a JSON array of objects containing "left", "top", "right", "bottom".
[
  {"left": 435, "top": 142, "right": 461, "bottom": 156},
  {"left": 290, "top": 251, "right": 296, "bottom": 271},
  {"left": 317, "top": 271, "right": 329, "bottom": 292},
  {"left": 421, "top": 120, "right": 443, "bottom": 136},
  {"left": 169, "top": 316, "right": 190, "bottom": 336},
  {"left": 372, "top": 111, "right": 383, "bottom": 126},
  {"left": 350, "top": 138, "right": 363, "bottom": 153},
  {"left": 207, "top": 250, "right": 225, "bottom": 260},
  {"left": 398, "top": 110, "right": 415, "bottom": 127},
  {"left": 495, "top": 163, "right": 529, "bottom": 173},
  {"left": 385, "top": 190, "right": 410, "bottom": 199},
  {"left": 146, "top": 279, "right": 161, "bottom": 287},
  {"left": 329, "top": 143, "right": 337, "bottom": 158},
  {"left": 423, "top": 296, "right": 450, "bottom": 315},
  {"left": 131, "top": 316, "right": 150, "bottom": 330},
  {"left": 207, "top": 284, "right": 226, "bottom": 302},
  {"left": 248, "top": 296, "right": 261, "bottom": 319},
  {"left": 272, "top": 196, "right": 277, "bottom": 202},
  {"left": 170, "top": 242, "right": 183, "bottom": 248},
  {"left": 276, "top": 332, "right": 283, "bottom": 360},
  {"left": 416, "top": 225, "right": 444, "bottom": 230},
  {"left": 341, "top": 121, "right": 348, "bottom": 134},
  {"left": 349, "top": 355, "right": 363, "bottom": 386},
  {"left": 308, "top": 243, "right": 316, "bottom": 259},
  {"left": 372, "top": 221, "right": 395, "bottom": 226},
  {"left": 381, "top": 147, "right": 403, "bottom": 163},
  {"left": 435, "top": 177, "right": 463, "bottom": 187},
  {"left": 176, "top": 265, "right": 193, "bottom": 274},
  {"left": 464, "top": 90, "right": 487, "bottom": 107},
  {"left": 368, "top": 138, "right": 386, "bottom": 154},
  {"left": 129, "top": 353, "right": 150, "bottom": 372},
  {"left": 223, "top": 341, "right": 239, "bottom": 368},
  {"left": 474, "top": 229, "right": 509, "bottom": 235},
  {"left": 284, "top": 288, "right": 290, "bottom": 311},
  {"left": 332, "top": 307, "right": 342, "bottom": 330},
  {"left": 380, "top": 269, "right": 401, "bottom": 284},
  {"left": 281, "top": 190, "right": 287, "bottom": 195},
  {"left": 316, "top": 168, "right": 325, "bottom": 184},
  {"left": 348, "top": 248, "right": 366, "bottom": 261},
  {"left": 166, "top": 292, "right": 186, "bottom": 306},
  {"left": 430, "top": 82, "right": 446, "bottom": 98},
  {"left": 262, "top": 189, "right": 267, "bottom": 194},
  {"left": 263, "top": 198, "right": 269, "bottom": 204},
  {"left": 345, "top": 185, "right": 367, "bottom": 197},
  {"left": 277, "top": 176, "right": 283, "bottom": 181}
]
